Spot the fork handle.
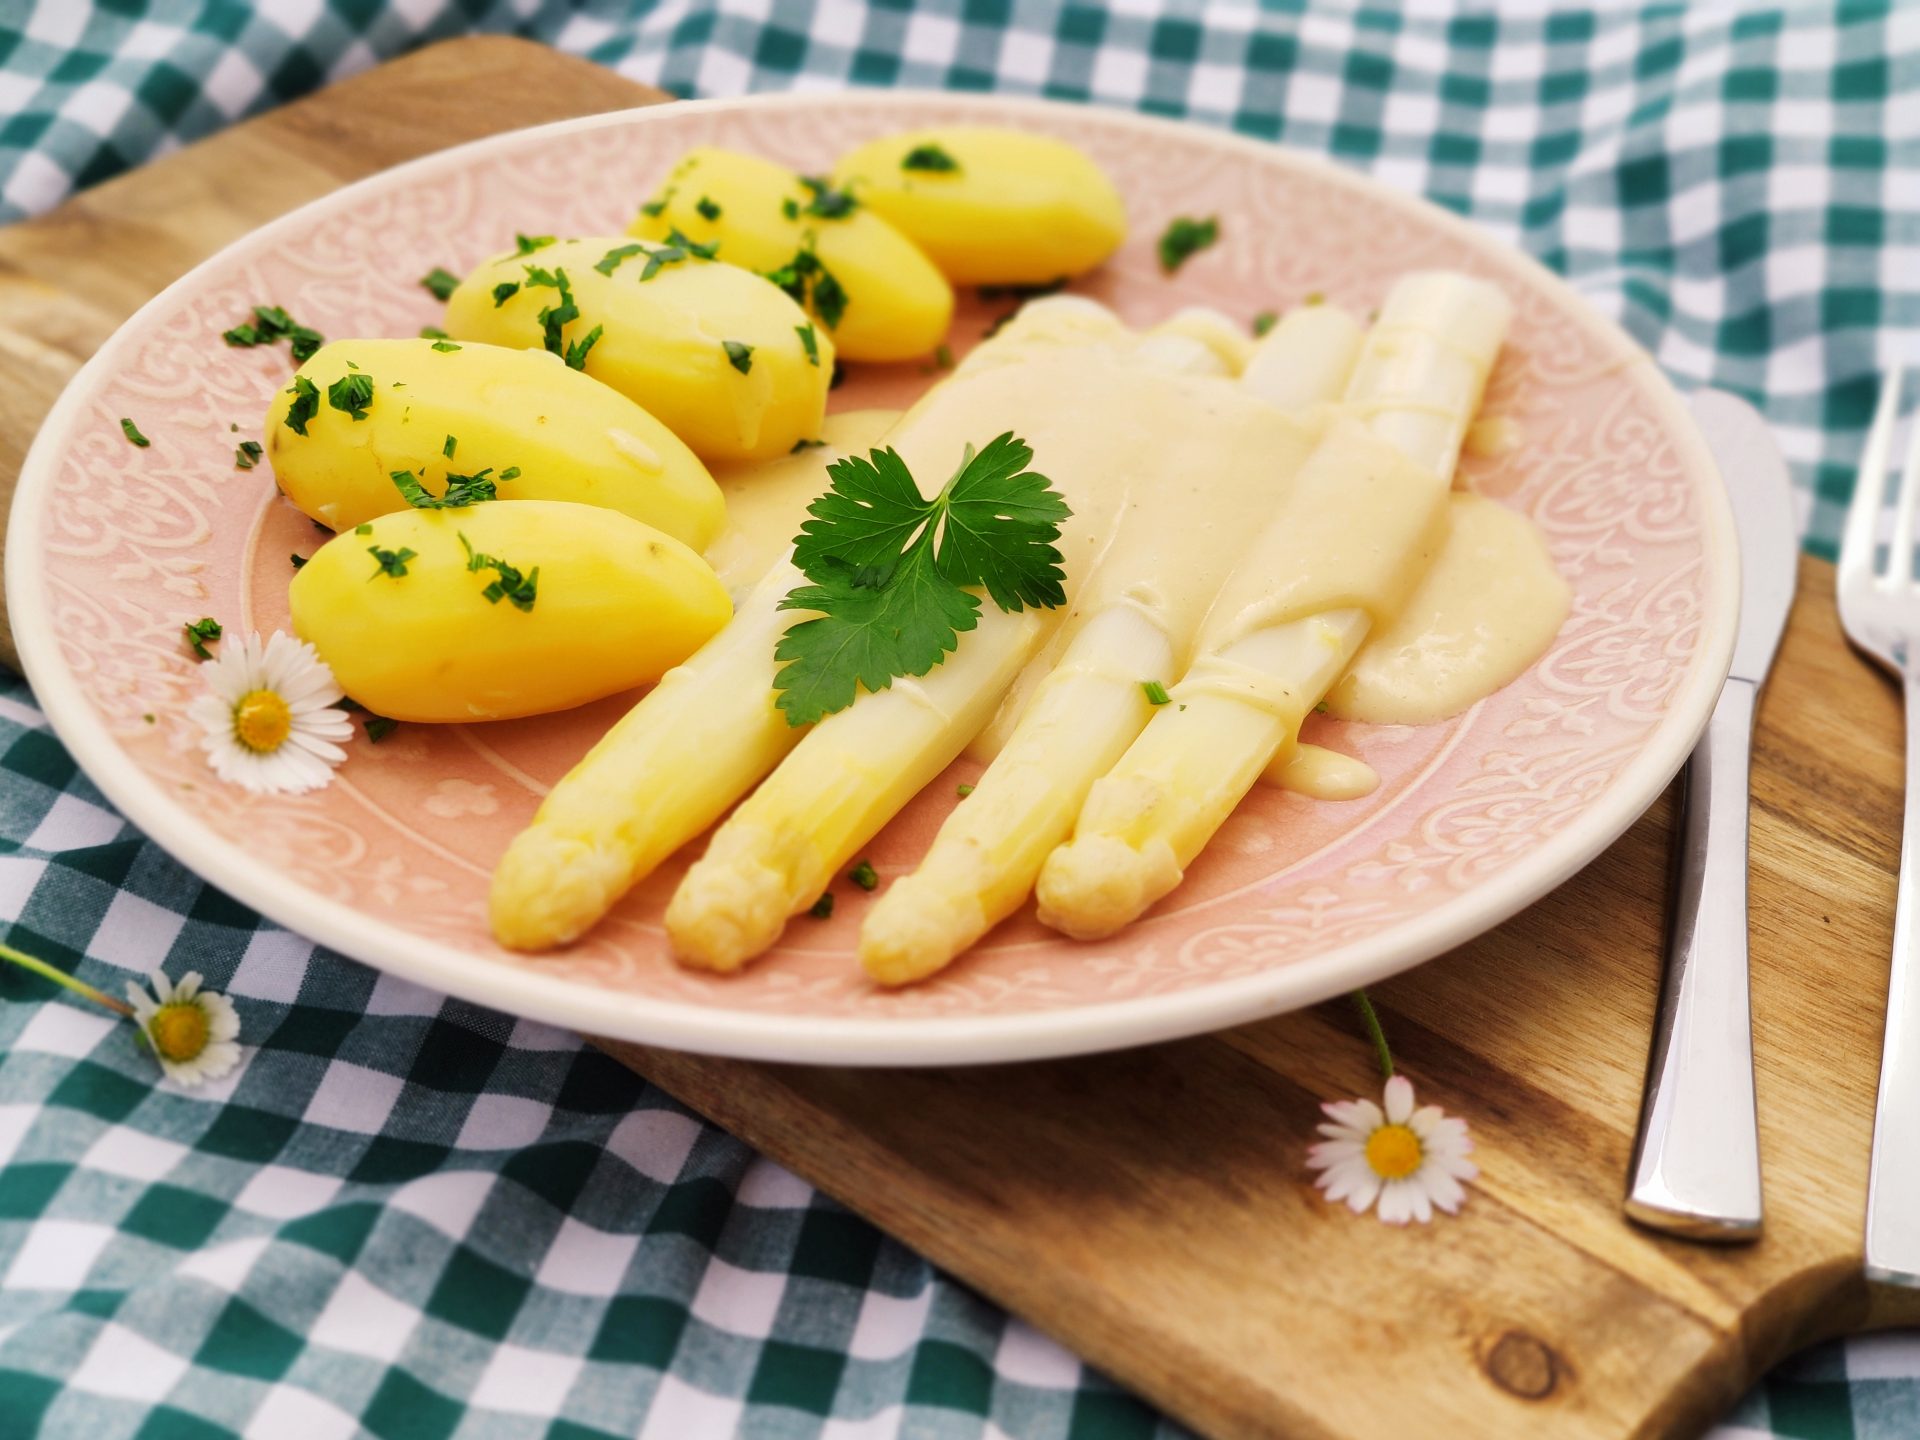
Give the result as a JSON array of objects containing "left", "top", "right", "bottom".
[
  {"left": 1866, "top": 669, "right": 1920, "bottom": 1284},
  {"left": 1625, "top": 677, "right": 1763, "bottom": 1240}
]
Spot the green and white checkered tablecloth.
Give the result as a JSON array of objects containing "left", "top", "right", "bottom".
[{"left": 2, "top": 3, "right": 1917, "bottom": 1437}]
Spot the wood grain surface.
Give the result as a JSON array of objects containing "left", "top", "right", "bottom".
[{"left": 5, "top": 37, "right": 1914, "bottom": 1440}]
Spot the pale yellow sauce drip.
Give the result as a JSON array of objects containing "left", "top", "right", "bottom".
[
  {"left": 703, "top": 409, "right": 901, "bottom": 594},
  {"left": 1261, "top": 743, "right": 1379, "bottom": 800},
  {"left": 1325, "top": 492, "right": 1572, "bottom": 725}
]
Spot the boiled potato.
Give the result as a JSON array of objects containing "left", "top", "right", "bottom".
[
  {"left": 631, "top": 148, "right": 953, "bottom": 364},
  {"left": 832, "top": 128, "right": 1126, "bottom": 286},
  {"left": 265, "top": 339, "right": 724, "bottom": 548},
  {"left": 443, "top": 237, "right": 830, "bottom": 463},
  {"left": 289, "top": 500, "right": 731, "bottom": 722}
]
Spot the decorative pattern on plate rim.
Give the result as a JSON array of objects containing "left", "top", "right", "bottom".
[{"left": 10, "top": 95, "right": 1734, "bottom": 1056}]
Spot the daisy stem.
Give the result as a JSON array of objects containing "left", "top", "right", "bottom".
[
  {"left": 0, "top": 942, "right": 135, "bottom": 1017},
  {"left": 1351, "top": 988, "right": 1393, "bottom": 1079}
]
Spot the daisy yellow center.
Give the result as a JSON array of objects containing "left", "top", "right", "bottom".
[
  {"left": 149, "top": 1002, "right": 209, "bottom": 1062},
  {"left": 232, "top": 690, "right": 292, "bottom": 754},
  {"left": 1365, "top": 1123, "right": 1423, "bottom": 1180}
]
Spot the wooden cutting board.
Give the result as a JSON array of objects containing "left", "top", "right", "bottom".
[{"left": 4, "top": 36, "right": 1916, "bottom": 1440}]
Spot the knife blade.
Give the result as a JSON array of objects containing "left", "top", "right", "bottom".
[{"left": 1625, "top": 388, "right": 1798, "bottom": 1241}]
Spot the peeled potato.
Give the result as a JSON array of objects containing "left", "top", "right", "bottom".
[
  {"left": 264, "top": 338, "right": 725, "bottom": 548},
  {"left": 443, "top": 237, "right": 831, "bottom": 463},
  {"left": 289, "top": 500, "right": 731, "bottom": 722},
  {"left": 631, "top": 148, "right": 953, "bottom": 363},
  {"left": 832, "top": 127, "right": 1127, "bottom": 286}
]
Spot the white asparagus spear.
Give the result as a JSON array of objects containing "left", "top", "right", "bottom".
[
  {"left": 860, "top": 305, "right": 1366, "bottom": 986},
  {"left": 667, "top": 604, "right": 1041, "bottom": 971},
  {"left": 489, "top": 561, "right": 808, "bottom": 949},
  {"left": 1035, "top": 271, "right": 1513, "bottom": 940}
]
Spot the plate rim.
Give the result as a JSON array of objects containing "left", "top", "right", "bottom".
[{"left": 7, "top": 90, "right": 1741, "bottom": 1066}]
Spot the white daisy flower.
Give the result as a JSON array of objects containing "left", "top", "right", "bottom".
[
  {"left": 125, "top": 970, "right": 241, "bottom": 1087},
  {"left": 1306, "top": 1074, "right": 1477, "bottom": 1225},
  {"left": 187, "top": 629, "right": 352, "bottom": 794}
]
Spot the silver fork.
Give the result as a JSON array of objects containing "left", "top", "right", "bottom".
[{"left": 1837, "top": 363, "right": 1920, "bottom": 1288}]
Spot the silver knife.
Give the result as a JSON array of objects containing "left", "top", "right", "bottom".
[{"left": 1624, "top": 389, "right": 1799, "bottom": 1241}]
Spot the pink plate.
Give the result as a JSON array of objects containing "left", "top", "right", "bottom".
[{"left": 8, "top": 94, "right": 1737, "bottom": 1064}]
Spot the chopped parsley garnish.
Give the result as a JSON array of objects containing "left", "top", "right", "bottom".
[
  {"left": 565, "top": 325, "right": 603, "bottom": 370},
  {"left": 594, "top": 243, "right": 648, "bottom": 277},
  {"left": 922, "top": 343, "right": 954, "bottom": 374},
  {"left": 367, "top": 545, "right": 416, "bottom": 579},
  {"left": 639, "top": 187, "right": 674, "bottom": 218},
  {"left": 630, "top": 228, "right": 719, "bottom": 282},
  {"left": 796, "top": 322, "right": 820, "bottom": 366},
  {"left": 389, "top": 467, "right": 503, "bottom": 509},
  {"left": 183, "top": 617, "right": 222, "bottom": 660},
  {"left": 808, "top": 893, "right": 834, "bottom": 919},
  {"left": 696, "top": 195, "right": 722, "bottom": 221},
  {"left": 902, "top": 143, "right": 959, "bottom": 173},
  {"left": 355, "top": 523, "right": 372, "bottom": 535},
  {"left": 830, "top": 359, "right": 847, "bottom": 390},
  {"left": 283, "top": 376, "right": 321, "bottom": 435},
  {"left": 849, "top": 859, "right": 879, "bottom": 892},
  {"left": 521, "top": 265, "right": 594, "bottom": 365},
  {"left": 774, "top": 434, "right": 1071, "bottom": 725},
  {"left": 443, "top": 435, "right": 457, "bottom": 458},
  {"left": 515, "top": 233, "right": 556, "bottom": 255},
  {"left": 791, "top": 437, "right": 826, "bottom": 453},
  {"left": 364, "top": 715, "right": 399, "bottom": 743},
  {"left": 956, "top": 782, "right": 976, "bottom": 797},
  {"left": 1251, "top": 310, "right": 1278, "bottom": 337},
  {"left": 1141, "top": 680, "right": 1172, "bottom": 706},
  {"left": 234, "top": 440, "right": 263, "bottom": 470},
  {"left": 420, "top": 267, "right": 460, "bottom": 301},
  {"left": 430, "top": 340, "right": 462, "bottom": 353},
  {"left": 420, "top": 325, "right": 450, "bottom": 340},
  {"left": 782, "top": 198, "right": 799, "bottom": 221},
  {"left": 223, "top": 304, "right": 324, "bottom": 362},
  {"left": 290, "top": 553, "right": 307, "bottom": 570},
  {"left": 1156, "top": 215, "right": 1219, "bottom": 274},
  {"left": 326, "top": 372, "right": 375, "bottom": 421},
  {"left": 459, "top": 534, "right": 539, "bottom": 612},
  {"left": 798, "top": 176, "right": 857, "bottom": 219},
  {"left": 722, "top": 340, "right": 754, "bottom": 374},
  {"left": 763, "top": 246, "right": 849, "bottom": 330},
  {"left": 491, "top": 281, "right": 521, "bottom": 307},
  {"left": 120, "top": 417, "right": 150, "bottom": 448}
]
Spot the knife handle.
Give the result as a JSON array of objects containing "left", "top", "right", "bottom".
[{"left": 1625, "top": 676, "right": 1763, "bottom": 1241}]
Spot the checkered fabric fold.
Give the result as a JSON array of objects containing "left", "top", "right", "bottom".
[{"left": 1, "top": 3, "right": 1917, "bottom": 1437}]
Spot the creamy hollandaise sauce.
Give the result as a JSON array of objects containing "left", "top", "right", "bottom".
[{"left": 700, "top": 299, "right": 1567, "bottom": 803}]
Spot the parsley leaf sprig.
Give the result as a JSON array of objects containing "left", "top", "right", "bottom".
[{"left": 773, "top": 435, "right": 1070, "bottom": 725}]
